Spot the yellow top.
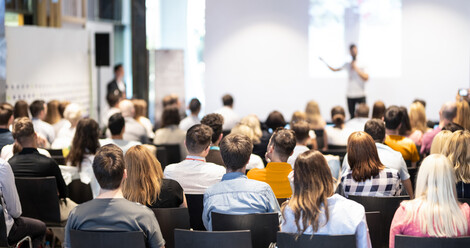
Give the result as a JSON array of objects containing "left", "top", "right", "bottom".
[
  {"left": 247, "top": 162, "right": 292, "bottom": 198},
  {"left": 385, "top": 135, "right": 420, "bottom": 162}
]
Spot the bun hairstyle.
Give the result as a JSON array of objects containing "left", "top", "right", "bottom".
[{"left": 331, "top": 106, "right": 345, "bottom": 127}]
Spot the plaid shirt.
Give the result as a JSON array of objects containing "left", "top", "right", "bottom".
[{"left": 341, "top": 168, "right": 401, "bottom": 198}]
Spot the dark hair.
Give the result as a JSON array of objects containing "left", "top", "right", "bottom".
[
  {"left": 442, "top": 122, "right": 465, "bottom": 132},
  {"left": 355, "top": 103, "right": 369, "bottom": 118},
  {"left": 93, "top": 144, "right": 125, "bottom": 190},
  {"left": 29, "top": 100, "right": 45, "bottom": 118},
  {"left": 270, "top": 128, "right": 296, "bottom": 159},
  {"left": 201, "top": 113, "right": 224, "bottom": 144},
  {"left": 266, "top": 111, "right": 286, "bottom": 130},
  {"left": 384, "top": 106, "right": 403, "bottom": 130},
  {"left": 162, "top": 95, "right": 179, "bottom": 107},
  {"left": 0, "top": 103, "right": 13, "bottom": 125},
  {"left": 372, "top": 101, "right": 386, "bottom": 119},
  {"left": 189, "top": 98, "right": 201, "bottom": 113},
  {"left": 291, "top": 121, "right": 310, "bottom": 142},
  {"left": 398, "top": 106, "right": 411, "bottom": 136},
  {"left": 364, "top": 119, "right": 386, "bottom": 143},
  {"left": 331, "top": 106, "right": 345, "bottom": 127},
  {"left": 161, "top": 106, "right": 181, "bottom": 127},
  {"left": 185, "top": 124, "right": 213, "bottom": 153},
  {"left": 12, "top": 117, "right": 35, "bottom": 153},
  {"left": 58, "top": 101, "right": 70, "bottom": 118},
  {"left": 106, "top": 92, "right": 122, "bottom": 107},
  {"left": 13, "top": 100, "right": 29, "bottom": 119},
  {"left": 114, "top": 64, "right": 123, "bottom": 73},
  {"left": 347, "top": 131, "right": 384, "bottom": 182},
  {"left": 220, "top": 134, "right": 253, "bottom": 171},
  {"left": 349, "top": 44, "right": 356, "bottom": 50},
  {"left": 222, "top": 94, "right": 233, "bottom": 106},
  {"left": 67, "top": 118, "right": 100, "bottom": 171},
  {"left": 108, "top": 113, "right": 125, "bottom": 135},
  {"left": 413, "top": 99, "right": 426, "bottom": 108}
]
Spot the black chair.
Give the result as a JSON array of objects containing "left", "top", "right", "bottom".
[
  {"left": 152, "top": 208, "right": 190, "bottom": 248},
  {"left": 365, "top": 211, "right": 382, "bottom": 248},
  {"left": 276, "top": 232, "right": 356, "bottom": 248},
  {"left": 395, "top": 235, "right": 470, "bottom": 248},
  {"left": 0, "top": 197, "right": 32, "bottom": 248},
  {"left": 277, "top": 198, "right": 288, "bottom": 206},
  {"left": 174, "top": 229, "right": 252, "bottom": 248},
  {"left": 185, "top": 194, "right": 206, "bottom": 230},
  {"left": 155, "top": 146, "right": 168, "bottom": 169},
  {"left": 156, "top": 144, "right": 181, "bottom": 169},
  {"left": 348, "top": 195, "right": 410, "bottom": 248},
  {"left": 211, "top": 212, "right": 279, "bottom": 248},
  {"left": 70, "top": 230, "right": 146, "bottom": 248},
  {"left": 47, "top": 149, "right": 66, "bottom": 165},
  {"left": 458, "top": 198, "right": 470, "bottom": 205},
  {"left": 407, "top": 167, "right": 418, "bottom": 191},
  {"left": 314, "top": 129, "right": 326, "bottom": 150},
  {"left": 67, "top": 179, "right": 93, "bottom": 204},
  {"left": 327, "top": 145, "right": 347, "bottom": 150}
]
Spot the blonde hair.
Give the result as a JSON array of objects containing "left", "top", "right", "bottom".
[
  {"left": 132, "top": 99, "right": 148, "bottom": 119},
  {"left": 63, "top": 103, "right": 82, "bottom": 126},
  {"left": 45, "top": 100, "right": 61, "bottom": 125},
  {"left": 123, "top": 145, "right": 163, "bottom": 206},
  {"left": 441, "top": 130, "right": 470, "bottom": 183},
  {"left": 409, "top": 102, "right": 427, "bottom": 133},
  {"left": 403, "top": 154, "right": 467, "bottom": 237},
  {"left": 239, "top": 114, "right": 262, "bottom": 144},
  {"left": 305, "top": 100, "right": 324, "bottom": 128},
  {"left": 291, "top": 111, "right": 307, "bottom": 124},
  {"left": 454, "top": 100, "right": 470, "bottom": 130},
  {"left": 231, "top": 124, "right": 257, "bottom": 144},
  {"left": 430, "top": 130, "right": 453, "bottom": 155}
]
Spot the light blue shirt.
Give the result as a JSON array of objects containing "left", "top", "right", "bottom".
[{"left": 202, "top": 172, "right": 281, "bottom": 230}]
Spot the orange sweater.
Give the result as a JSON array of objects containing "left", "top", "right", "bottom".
[{"left": 247, "top": 162, "right": 292, "bottom": 198}]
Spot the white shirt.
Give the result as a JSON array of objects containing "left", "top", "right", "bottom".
[
  {"left": 287, "top": 145, "right": 310, "bottom": 168},
  {"left": 281, "top": 194, "right": 371, "bottom": 248},
  {"left": 101, "top": 107, "right": 121, "bottom": 127},
  {"left": 32, "top": 118, "right": 55, "bottom": 144},
  {"left": 215, "top": 106, "right": 240, "bottom": 131},
  {"left": 0, "top": 144, "right": 51, "bottom": 161},
  {"left": 246, "top": 154, "right": 265, "bottom": 170},
  {"left": 154, "top": 125, "right": 188, "bottom": 160},
  {"left": 342, "top": 61, "right": 367, "bottom": 98},
  {"left": 345, "top": 117, "right": 369, "bottom": 132},
  {"left": 325, "top": 126, "right": 354, "bottom": 146},
  {"left": 51, "top": 125, "right": 75, "bottom": 149},
  {"left": 61, "top": 154, "right": 101, "bottom": 198},
  {"left": 137, "top": 116, "right": 155, "bottom": 139},
  {"left": 99, "top": 139, "right": 141, "bottom": 155},
  {"left": 163, "top": 156, "right": 226, "bottom": 194},
  {"left": 179, "top": 115, "right": 200, "bottom": 131}
]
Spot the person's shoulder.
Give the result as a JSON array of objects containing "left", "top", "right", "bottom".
[
  {"left": 162, "top": 178, "right": 183, "bottom": 189},
  {"left": 330, "top": 194, "right": 365, "bottom": 217},
  {"left": 163, "top": 162, "right": 181, "bottom": 172},
  {"left": 204, "top": 162, "right": 226, "bottom": 173},
  {"left": 382, "top": 167, "right": 400, "bottom": 177}
]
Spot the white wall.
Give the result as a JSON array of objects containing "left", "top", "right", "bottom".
[{"left": 205, "top": 0, "right": 470, "bottom": 121}]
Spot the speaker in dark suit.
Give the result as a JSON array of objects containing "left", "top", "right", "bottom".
[{"left": 107, "top": 64, "right": 126, "bottom": 98}]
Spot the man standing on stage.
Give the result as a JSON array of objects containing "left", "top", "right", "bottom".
[
  {"left": 107, "top": 64, "right": 126, "bottom": 99},
  {"left": 321, "top": 44, "right": 369, "bottom": 119}
]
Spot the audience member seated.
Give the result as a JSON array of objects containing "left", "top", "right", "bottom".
[
  {"left": 341, "top": 131, "right": 401, "bottom": 198},
  {"left": 153, "top": 106, "right": 187, "bottom": 159},
  {"left": 441, "top": 130, "right": 470, "bottom": 198},
  {"left": 372, "top": 101, "right": 386, "bottom": 119},
  {"left": 240, "top": 114, "right": 263, "bottom": 145},
  {"left": 101, "top": 92, "right": 122, "bottom": 128},
  {"left": 203, "top": 134, "right": 280, "bottom": 230},
  {"left": 9, "top": 117, "right": 74, "bottom": 221},
  {"left": 51, "top": 103, "right": 82, "bottom": 149},
  {"left": 442, "top": 122, "right": 465, "bottom": 132},
  {"left": 0, "top": 103, "right": 14, "bottom": 151},
  {"left": 290, "top": 111, "right": 318, "bottom": 150},
  {"left": 454, "top": 100, "right": 470, "bottom": 130},
  {"left": 179, "top": 98, "right": 201, "bottom": 131},
  {"left": 230, "top": 124, "right": 265, "bottom": 170},
  {"left": 123, "top": 145, "right": 187, "bottom": 208},
  {"left": 345, "top": 103, "right": 370, "bottom": 132},
  {"left": 119, "top": 99, "right": 148, "bottom": 144},
  {"left": 254, "top": 111, "right": 286, "bottom": 164},
  {"left": 398, "top": 106, "right": 412, "bottom": 137},
  {"left": 132, "top": 99, "right": 155, "bottom": 140},
  {"left": 100, "top": 113, "right": 141, "bottom": 154},
  {"left": 280, "top": 150, "right": 371, "bottom": 248},
  {"left": 0, "top": 159, "right": 46, "bottom": 248},
  {"left": 215, "top": 94, "right": 240, "bottom": 132},
  {"left": 325, "top": 106, "right": 353, "bottom": 146},
  {"left": 201, "top": 113, "right": 225, "bottom": 166},
  {"left": 163, "top": 124, "right": 226, "bottom": 194},
  {"left": 429, "top": 130, "right": 453, "bottom": 155},
  {"left": 30, "top": 100, "right": 55, "bottom": 145},
  {"left": 45, "top": 100, "right": 63, "bottom": 136},
  {"left": 58, "top": 100, "right": 71, "bottom": 128},
  {"left": 342, "top": 119, "right": 414, "bottom": 198},
  {"left": 384, "top": 106, "right": 420, "bottom": 166},
  {"left": 421, "top": 102, "right": 456, "bottom": 155},
  {"left": 305, "top": 100, "right": 327, "bottom": 149},
  {"left": 287, "top": 121, "right": 311, "bottom": 167},
  {"left": 389, "top": 154, "right": 470, "bottom": 248},
  {"left": 247, "top": 128, "right": 295, "bottom": 198},
  {"left": 64, "top": 118, "right": 101, "bottom": 198},
  {"left": 64, "top": 144, "right": 165, "bottom": 248},
  {"left": 408, "top": 102, "right": 428, "bottom": 147},
  {"left": 13, "top": 100, "right": 29, "bottom": 119}
]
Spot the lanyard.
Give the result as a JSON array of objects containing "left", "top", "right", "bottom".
[{"left": 185, "top": 156, "right": 205, "bottom": 162}]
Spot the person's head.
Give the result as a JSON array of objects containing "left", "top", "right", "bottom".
[
  {"left": 371, "top": 101, "right": 386, "bottom": 119},
  {"left": 355, "top": 103, "right": 369, "bottom": 118},
  {"left": 220, "top": 133, "right": 253, "bottom": 172},
  {"left": 161, "top": 105, "right": 181, "bottom": 128},
  {"left": 114, "top": 64, "right": 124, "bottom": 79},
  {"left": 230, "top": 124, "right": 257, "bottom": 144},
  {"left": 188, "top": 98, "right": 201, "bottom": 115},
  {"left": 239, "top": 114, "right": 262, "bottom": 143},
  {"left": 430, "top": 130, "right": 453, "bottom": 155},
  {"left": 409, "top": 102, "right": 427, "bottom": 133},
  {"left": 267, "top": 128, "right": 296, "bottom": 162},
  {"left": 108, "top": 113, "right": 125, "bottom": 136},
  {"left": 347, "top": 131, "right": 384, "bottom": 182},
  {"left": 185, "top": 124, "right": 213, "bottom": 155},
  {"left": 201, "top": 113, "right": 224, "bottom": 145},
  {"left": 398, "top": 106, "right": 411, "bottom": 135},
  {"left": 349, "top": 44, "right": 357, "bottom": 59},
  {"left": 291, "top": 111, "right": 307, "bottom": 124},
  {"left": 454, "top": 100, "right": 470, "bottom": 130},
  {"left": 123, "top": 145, "right": 163, "bottom": 205},
  {"left": 93, "top": 144, "right": 126, "bottom": 191},
  {"left": 67, "top": 118, "right": 100, "bottom": 170},
  {"left": 0, "top": 103, "right": 14, "bottom": 127},
  {"left": 384, "top": 106, "right": 403, "bottom": 130},
  {"left": 119, "top": 99, "right": 135, "bottom": 118},
  {"left": 283, "top": 150, "right": 334, "bottom": 235},
  {"left": 305, "top": 100, "right": 322, "bottom": 126},
  {"left": 265, "top": 111, "right": 286, "bottom": 131},
  {"left": 442, "top": 122, "right": 464, "bottom": 132},
  {"left": 132, "top": 99, "right": 148, "bottom": 119},
  {"left": 13, "top": 100, "right": 29, "bottom": 119},
  {"left": 12, "top": 117, "right": 37, "bottom": 152},
  {"left": 413, "top": 99, "right": 426, "bottom": 108},
  {"left": 364, "top": 119, "right": 386, "bottom": 143},
  {"left": 58, "top": 101, "right": 70, "bottom": 118},
  {"left": 162, "top": 94, "right": 179, "bottom": 108},
  {"left": 45, "top": 100, "right": 61, "bottom": 125},
  {"left": 63, "top": 103, "right": 83, "bottom": 127},
  {"left": 106, "top": 92, "right": 122, "bottom": 108},
  {"left": 440, "top": 102, "right": 457, "bottom": 123},
  {"left": 441, "top": 130, "right": 470, "bottom": 184},
  {"left": 29, "top": 100, "right": 46, "bottom": 119},
  {"left": 222, "top": 94, "right": 234, "bottom": 107},
  {"left": 291, "top": 121, "right": 310, "bottom": 145},
  {"left": 331, "top": 106, "right": 345, "bottom": 127}
]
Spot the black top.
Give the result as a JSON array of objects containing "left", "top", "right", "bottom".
[
  {"left": 206, "top": 149, "right": 225, "bottom": 167},
  {"left": 107, "top": 79, "right": 124, "bottom": 96},
  {"left": 253, "top": 130, "right": 271, "bottom": 166},
  {"left": 148, "top": 179, "right": 184, "bottom": 208},
  {"left": 457, "top": 181, "right": 470, "bottom": 199},
  {"left": 9, "top": 148, "right": 68, "bottom": 199}
]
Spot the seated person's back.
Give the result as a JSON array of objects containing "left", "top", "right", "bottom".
[
  {"left": 100, "top": 113, "right": 141, "bottom": 154},
  {"left": 30, "top": 100, "right": 55, "bottom": 144},
  {"left": 119, "top": 99, "right": 148, "bottom": 144},
  {"left": 325, "top": 106, "right": 352, "bottom": 146},
  {"left": 201, "top": 113, "right": 225, "bottom": 166},
  {"left": 154, "top": 106, "right": 188, "bottom": 160}
]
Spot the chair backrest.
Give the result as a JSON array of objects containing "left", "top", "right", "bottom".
[
  {"left": 211, "top": 212, "right": 279, "bottom": 248},
  {"left": 15, "top": 177, "right": 61, "bottom": 224},
  {"left": 67, "top": 179, "right": 93, "bottom": 204},
  {"left": 47, "top": 149, "right": 66, "bottom": 165},
  {"left": 276, "top": 232, "right": 356, "bottom": 248},
  {"left": 277, "top": 198, "right": 288, "bottom": 206},
  {"left": 395, "top": 235, "right": 470, "bottom": 248},
  {"left": 185, "top": 194, "right": 206, "bottom": 230},
  {"left": 70, "top": 230, "right": 146, "bottom": 248},
  {"left": 0, "top": 197, "right": 9, "bottom": 247},
  {"left": 152, "top": 208, "right": 190, "bottom": 248},
  {"left": 348, "top": 195, "right": 409, "bottom": 247},
  {"left": 174, "top": 229, "right": 252, "bottom": 248},
  {"left": 407, "top": 167, "right": 418, "bottom": 190},
  {"left": 155, "top": 146, "right": 168, "bottom": 169},
  {"left": 158, "top": 144, "right": 181, "bottom": 162},
  {"left": 365, "top": 211, "right": 382, "bottom": 248}
]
